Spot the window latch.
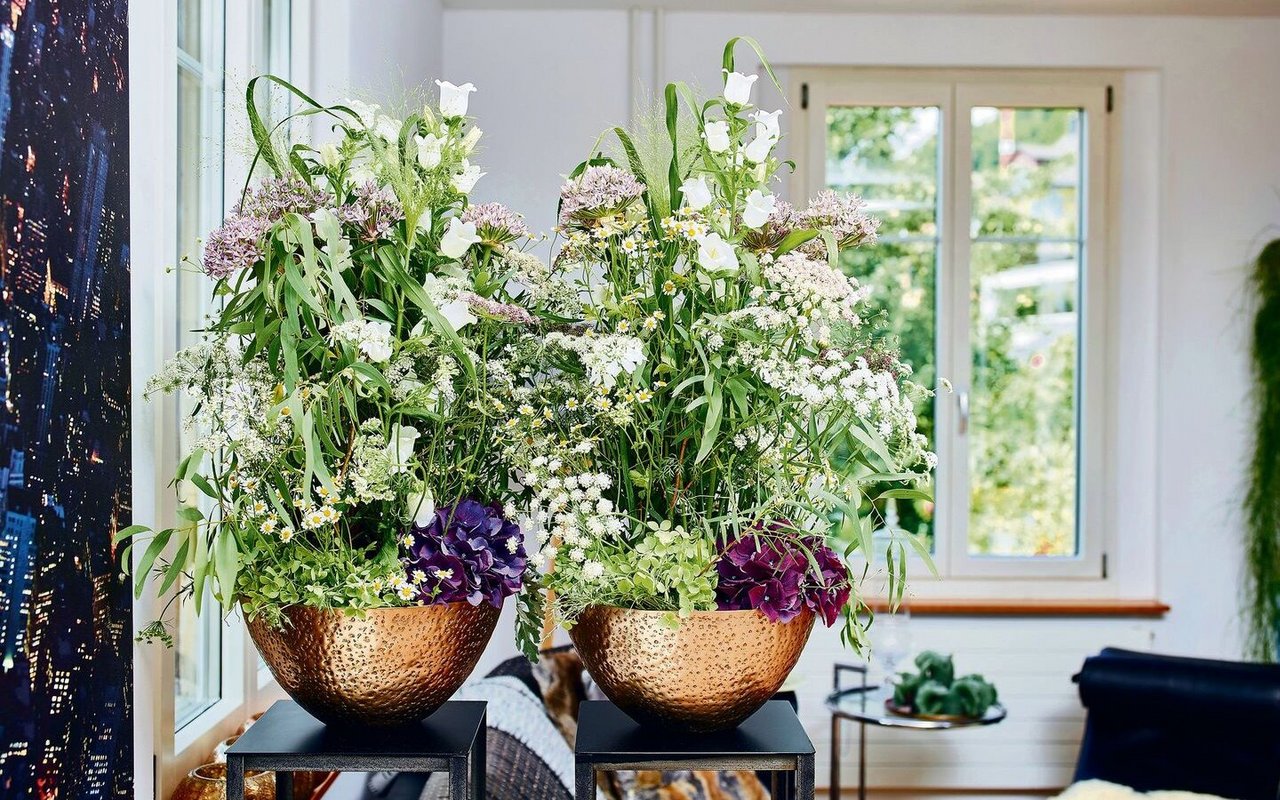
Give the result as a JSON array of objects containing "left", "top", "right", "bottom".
[{"left": 957, "top": 390, "right": 969, "bottom": 435}]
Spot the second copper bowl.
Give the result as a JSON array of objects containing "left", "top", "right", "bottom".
[{"left": 568, "top": 605, "right": 815, "bottom": 732}]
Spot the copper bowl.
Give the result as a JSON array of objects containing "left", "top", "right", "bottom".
[
  {"left": 171, "top": 763, "right": 273, "bottom": 800},
  {"left": 568, "top": 605, "right": 815, "bottom": 732},
  {"left": 247, "top": 602, "right": 501, "bottom": 727}
]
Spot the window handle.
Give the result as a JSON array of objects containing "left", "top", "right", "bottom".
[{"left": 957, "top": 390, "right": 969, "bottom": 436}]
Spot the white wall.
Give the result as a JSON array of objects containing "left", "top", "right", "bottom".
[{"left": 433, "top": 8, "right": 1280, "bottom": 791}]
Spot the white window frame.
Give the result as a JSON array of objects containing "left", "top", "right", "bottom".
[
  {"left": 131, "top": 2, "right": 309, "bottom": 797},
  {"left": 790, "top": 68, "right": 1116, "bottom": 590}
]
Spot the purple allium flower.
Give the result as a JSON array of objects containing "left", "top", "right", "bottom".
[
  {"left": 461, "top": 202, "right": 529, "bottom": 244},
  {"left": 402, "top": 499, "right": 526, "bottom": 608},
  {"left": 237, "top": 175, "right": 331, "bottom": 222},
  {"left": 800, "top": 189, "right": 880, "bottom": 251},
  {"left": 201, "top": 215, "right": 270, "bottom": 279},
  {"left": 715, "top": 522, "right": 853, "bottom": 626},
  {"left": 558, "top": 165, "right": 646, "bottom": 226},
  {"left": 338, "top": 181, "right": 404, "bottom": 242},
  {"left": 464, "top": 292, "right": 536, "bottom": 326}
]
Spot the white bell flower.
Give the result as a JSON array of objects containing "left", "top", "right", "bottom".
[
  {"left": 440, "top": 298, "right": 477, "bottom": 332},
  {"left": 435, "top": 80, "right": 477, "bottom": 118},
  {"left": 743, "top": 190, "right": 776, "bottom": 229},
  {"left": 415, "top": 134, "right": 443, "bottom": 170},
  {"left": 386, "top": 424, "right": 420, "bottom": 474},
  {"left": 695, "top": 232, "right": 739, "bottom": 274},
  {"left": 703, "top": 120, "right": 731, "bottom": 153},
  {"left": 451, "top": 160, "right": 485, "bottom": 194},
  {"left": 440, "top": 218, "right": 480, "bottom": 259},
  {"left": 318, "top": 142, "right": 342, "bottom": 169},
  {"left": 743, "top": 129, "right": 776, "bottom": 163},
  {"left": 680, "top": 175, "right": 714, "bottom": 210},
  {"left": 722, "top": 70, "right": 758, "bottom": 106},
  {"left": 408, "top": 483, "right": 436, "bottom": 528},
  {"left": 374, "top": 115, "right": 402, "bottom": 144},
  {"left": 751, "top": 108, "right": 783, "bottom": 140}
]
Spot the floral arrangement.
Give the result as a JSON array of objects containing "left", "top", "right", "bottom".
[
  {"left": 122, "top": 76, "right": 542, "bottom": 633},
  {"left": 507, "top": 39, "right": 935, "bottom": 656}
]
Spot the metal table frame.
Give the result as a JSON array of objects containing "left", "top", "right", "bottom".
[
  {"left": 226, "top": 700, "right": 487, "bottom": 800},
  {"left": 827, "top": 663, "right": 1006, "bottom": 800},
  {"left": 574, "top": 700, "right": 816, "bottom": 800}
]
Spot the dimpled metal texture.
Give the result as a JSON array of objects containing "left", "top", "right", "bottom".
[
  {"left": 569, "top": 605, "right": 815, "bottom": 732},
  {"left": 247, "top": 602, "right": 500, "bottom": 727}
]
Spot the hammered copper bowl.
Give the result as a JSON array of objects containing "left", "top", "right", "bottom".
[
  {"left": 569, "top": 605, "right": 815, "bottom": 732},
  {"left": 171, "top": 763, "right": 273, "bottom": 800},
  {"left": 247, "top": 602, "right": 501, "bottom": 727}
]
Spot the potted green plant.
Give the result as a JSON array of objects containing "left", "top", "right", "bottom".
[
  {"left": 508, "top": 39, "right": 936, "bottom": 731},
  {"left": 121, "top": 77, "right": 544, "bottom": 726}
]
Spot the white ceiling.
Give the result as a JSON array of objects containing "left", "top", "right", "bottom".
[{"left": 442, "top": 0, "right": 1280, "bottom": 16}]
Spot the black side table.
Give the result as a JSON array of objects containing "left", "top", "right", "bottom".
[
  {"left": 574, "top": 700, "right": 816, "bottom": 800},
  {"left": 226, "top": 700, "right": 487, "bottom": 800}
]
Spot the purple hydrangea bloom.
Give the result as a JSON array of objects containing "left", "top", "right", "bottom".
[
  {"left": 403, "top": 499, "right": 526, "bottom": 608},
  {"left": 715, "top": 523, "right": 853, "bottom": 626}
]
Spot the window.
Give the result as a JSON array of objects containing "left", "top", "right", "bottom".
[
  {"left": 174, "top": 0, "right": 226, "bottom": 730},
  {"left": 133, "top": 2, "right": 300, "bottom": 795},
  {"left": 795, "top": 72, "right": 1109, "bottom": 580}
]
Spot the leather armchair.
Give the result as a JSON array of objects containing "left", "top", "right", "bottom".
[{"left": 1073, "top": 648, "right": 1280, "bottom": 800}]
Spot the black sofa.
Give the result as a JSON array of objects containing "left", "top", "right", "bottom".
[{"left": 1073, "top": 648, "right": 1280, "bottom": 800}]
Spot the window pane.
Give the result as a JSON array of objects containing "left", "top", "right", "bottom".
[
  {"left": 968, "top": 105, "right": 1083, "bottom": 558},
  {"left": 826, "top": 106, "right": 940, "bottom": 547},
  {"left": 174, "top": 0, "right": 226, "bottom": 730},
  {"left": 970, "top": 107, "right": 1082, "bottom": 239}
]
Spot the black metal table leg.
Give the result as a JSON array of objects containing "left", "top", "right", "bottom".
[
  {"left": 858, "top": 720, "right": 867, "bottom": 800},
  {"left": 575, "top": 762, "right": 595, "bottom": 800},
  {"left": 471, "top": 709, "right": 486, "bottom": 800},
  {"left": 831, "top": 714, "right": 841, "bottom": 800},
  {"left": 797, "top": 750, "right": 815, "bottom": 800},
  {"left": 227, "top": 755, "right": 245, "bottom": 800},
  {"left": 274, "top": 769, "right": 292, "bottom": 800}
]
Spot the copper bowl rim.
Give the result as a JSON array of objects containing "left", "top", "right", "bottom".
[
  {"left": 246, "top": 599, "right": 495, "bottom": 618},
  {"left": 577, "top": 605, "right": 812, "bottom": 620}
]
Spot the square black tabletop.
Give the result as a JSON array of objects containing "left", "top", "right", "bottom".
[
  {"left": 228, "top": 700, "right": 486, "bottom": 759},
  {"left": 575, "top": 700, "right": 815, "bottom": 760}
]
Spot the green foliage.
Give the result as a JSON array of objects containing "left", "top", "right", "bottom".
[
  {"left": 894, "top": 651, "right": 998, "bottom": 718},
  {"left": 1246, "top": 238, "right": 1280, "bottom": 662}
]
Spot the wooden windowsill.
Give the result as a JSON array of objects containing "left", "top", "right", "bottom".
[{"left": 861, "top": 597, "right": 1170, "bottom": 617}]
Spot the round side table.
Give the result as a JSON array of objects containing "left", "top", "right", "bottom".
[{"left": 826, "top": 663, "right": 1006, "bottom": 800}]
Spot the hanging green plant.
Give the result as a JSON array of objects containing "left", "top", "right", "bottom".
[{"left": 1246, "top": 238, "right": 1280, "bottom": 662}]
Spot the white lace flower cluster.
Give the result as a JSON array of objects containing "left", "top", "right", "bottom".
[
  {"left": 522, "top": 455, "right": 623, "bottom": 570},
  {"left": 332, "top": 317, "right": 394, "bottom": 363},
  {"left": 760, "top": 252, "right": 872, "bottom": 343},
  {"left": 544, "top": 331, "right": 645, "bottom": 389},
  {"left": 146, "top": 339, "right": 290, "bottom": 467}
]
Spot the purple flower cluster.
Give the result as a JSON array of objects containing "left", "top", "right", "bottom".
[
  {"left": 237, "top": 175, "right": 330, "bottom": 222},
  {"left": 558, "top": 165, "right": 646, "bottom": 225},
  {"left": 801, "top": 189, "right": 880, "bottom": 249},
  {"left": 715, "top": 523, "right": 852, "bottom": 626},
  {"left": 201, "top": 215, "right": 270, "bottom": 279},
  {"left": 462, "top": 202, "right": 529, "bottom": 244},
  {"left": 338, "top": 181, "right": 404, "bottom": 242},
  {"left": 402, "top": 499, "right": 527, "bottom": 608},
  {"left": 464, "top": 292, "right": 536, "bottom": 326}
]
